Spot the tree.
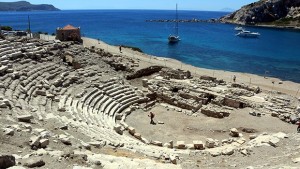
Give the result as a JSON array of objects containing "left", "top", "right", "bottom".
[{"left": 1, "top": 26, "right": 12, "bottom": 31}]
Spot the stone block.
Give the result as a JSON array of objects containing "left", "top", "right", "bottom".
[
  {"left": 59, "top": 134, "right": 71, "bottom": 145},
  {"left": 206, "top": 138, "right": 216, "bottom": 148},
  {"left": 151, "top": 141, "right": 163, "bottom": 147},
  {"left": 17, "top": 115, "right": 34, "bottom": 122},
  {"left": 296, "top": 106, "right": 300, "bottom": 113},
  {"left": 134, "top": 133, "right": 142, "bottom": 140},
  {"left": 7, "top": 166, "right": 27, "bottom": 169},
  {"left": 163, "top": 143, "right": 171, "bottom": 148},
  {"left": 2, "top": 99, "right": 10, "bottom": 106},
  {"left": 35, "top": 90, "right": 46, "bottom": 96},
  {"left": 0, "top": 102, "right": 7, "bottom": 108},
  {"left": 141, "top": 137, "right": 149, "bottom": 144},
  {"left": 0, "top": 65, "right": 8, "bottom": 73},
  {"left": 128, "top": 127, "right": 135, "bottom": 135},
  {"left": 46, "top": 93, "right": 55, "bottom": 99},
  {"left": 268, "top": 137, "right": 280, "bottom": 147},
  {"left": 120, "top": 121, "right": 129, "bottom": 129},
  {"left": 81, "top": 142, "right": 91, "bottom": 150},
  {"left": 170, "top": 154, "right": 177, "bottom": 164},
  {"left": 249, "top": 134, "right": 257, "bottom": 140},
  {"left": 176, "top": 141, "right": 186, "bottom": 149},
  {"left": 88, "top": 141, "right": 106, "bottom": 148},
  {"left": 114, "top": 124, "right": 123, "bottom": 135},
  {"left": 193, "top": 140, "right": 204, "bottom": 150},
  {"left": 39, "top": 139, "right": 49, "bottom": 148},
  {"left": 230, "top": 128, "right": 240, "bottom": 137},
  {"left": 24, "top": 157, "right": 45, "bottom": 168},
  {"left": 3, "top": 128, "right": 14, "bottom": 136},
  {"left": 222, "top": 146, "right": 235, "bottom": 155},
  {"left": 186, "top": 144, "right": 194, "bottom": 150},
  {"left": 169, "top": 140, "right": 174, "bottom": 148},
  {"left": 142, "top": 79, "right": 148, "bottom": 87},
  {"left": 6, "top": 69, "right": 14, "bottom": 73},
  {"left": 30, "top": 136, "right": 41, "bottom": 147},
  {"left": 292, "top": 157, "right": 300, "bottom": 163}
]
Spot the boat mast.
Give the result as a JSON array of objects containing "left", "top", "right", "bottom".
[
  {"left": 175, "top": 4, "right": 178, "bottom": 36},
  {"left": 28, "top": 15, "right": 31, "bottom": 38}
]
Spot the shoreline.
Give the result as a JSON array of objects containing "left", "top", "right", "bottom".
[
  {"left": 39, "top": 34, "right": 300, "bottom": 97},
  {"left": 80, "top": 36, "right": 300, "bottom": 97},
  {"left": 221, "top": 21, "right": 300, "bottom": 31}
]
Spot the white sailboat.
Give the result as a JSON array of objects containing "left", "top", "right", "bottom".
[
  {"left": 168, "top": 4, "right": 180, "bottom": 43},
  {"left": 236, "top": 30, "right": 260, "bottom": 38}
]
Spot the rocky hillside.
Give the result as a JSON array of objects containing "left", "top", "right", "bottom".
[
  {"left": 0, "top": 1, "right": 59, "bottom": 11},
  {"left": 220, "top": 0, "right": 300, "bottom": 27}
]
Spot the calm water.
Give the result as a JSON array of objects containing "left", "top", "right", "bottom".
[{"left": 1, "top": 10, "right": 300, "bottom": 82}]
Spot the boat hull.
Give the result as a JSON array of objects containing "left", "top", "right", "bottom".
[
  {"left": 168, "top": 35, "right": 180, "bottom": 43},
  {"left": 236, "top": 33, "right": 260, "bottom": 38}
]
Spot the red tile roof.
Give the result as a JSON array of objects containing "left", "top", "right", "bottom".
[{"left": 62, "top": 24, "right": 78, "bottom": 30}]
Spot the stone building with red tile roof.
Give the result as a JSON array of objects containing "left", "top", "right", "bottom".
[{"left": 56, "top": 24, "right": 82, "bottom": 42}]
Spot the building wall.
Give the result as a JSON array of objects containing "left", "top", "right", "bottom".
[{"left": 56, "top": 28, "right": 82, "bottom": 42}]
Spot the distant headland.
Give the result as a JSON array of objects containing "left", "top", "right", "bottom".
[
  {"left": 0, "top": 1, "right": 60, "bottom": 11},
  {"left": 220, "top": 0, "right": 300, "bottom": 29}
]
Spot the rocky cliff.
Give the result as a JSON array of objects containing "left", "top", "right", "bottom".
[
  {"left": 220, "top": 0, "right": 300, "bottom": 27},
  {"left": 0, "top": 1, "right": 59, "bottom": 11}
]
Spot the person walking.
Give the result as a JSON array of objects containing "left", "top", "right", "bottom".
[
  {"left": 297, "top": 119, "right": 300, "bottom": 133},
  {"left": 233, "top": 75, "right": 236, "bottom": 83},
  {"left": 148, "top": 112, "right": 155, "bottom": 124},
  {"left": 119, "top": 45, "right": 122, "bottom": 53}
]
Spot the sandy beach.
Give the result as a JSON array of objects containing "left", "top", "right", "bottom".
[{"left": 80, "top": 36, "right": 300, "bottom": 97}]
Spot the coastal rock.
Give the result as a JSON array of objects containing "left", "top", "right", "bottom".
[{"left": 220, "top": 0, "right": 300, "bottom": 27}]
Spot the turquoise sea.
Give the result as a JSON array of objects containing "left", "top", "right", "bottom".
[{"left": 1, "top": 10, "right": 300, "bottom": 82}]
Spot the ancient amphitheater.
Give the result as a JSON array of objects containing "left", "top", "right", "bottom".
[{"left": 0, "top": 35, "right": 300, "bottom": 169}]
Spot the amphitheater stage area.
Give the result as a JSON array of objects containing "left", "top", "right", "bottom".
[{"left": 0, "top": 35, "right": 299, "bottom": 169}]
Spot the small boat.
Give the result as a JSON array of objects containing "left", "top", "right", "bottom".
[
  {"left": 168, "top": 35, "right": 180, "bottom": 43},
  {"left": 236, "top": 30, "right": 260, "bottom": 38},
  {"left": 168, "top": 4, "right": 180, "bottom": 43},
  {"left": 234, "top": 26, "right": 244, "bottom": 31}
]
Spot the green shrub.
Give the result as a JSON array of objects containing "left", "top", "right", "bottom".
[
  {"left": 1, "top": 26, "right": 12, "bottom": 31},
  {"left": 122, "top": 45, "right": 143, "bottom": 53}
]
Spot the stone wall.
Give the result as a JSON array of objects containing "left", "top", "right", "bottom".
[{"left": 126, "top": 66, "right": 164, "bottom": 80}]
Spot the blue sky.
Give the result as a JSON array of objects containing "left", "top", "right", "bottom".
[{"left": 1, "top": 0, "right": 258, "bottom": 11}]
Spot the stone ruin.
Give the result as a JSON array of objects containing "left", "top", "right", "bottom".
[
  {"left": 0, "top": 35, "right": 300, "bottom": 168},
  {"left": 141, "top": 76, "right": 250, "bottom": 118}
]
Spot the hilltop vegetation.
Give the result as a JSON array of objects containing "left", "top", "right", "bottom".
[
  {"left": 220, "top": 0, "right": 300, "bottom": 28},
  {"left": 0, "top": 1, "right": 59, "bottom": 11}
]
